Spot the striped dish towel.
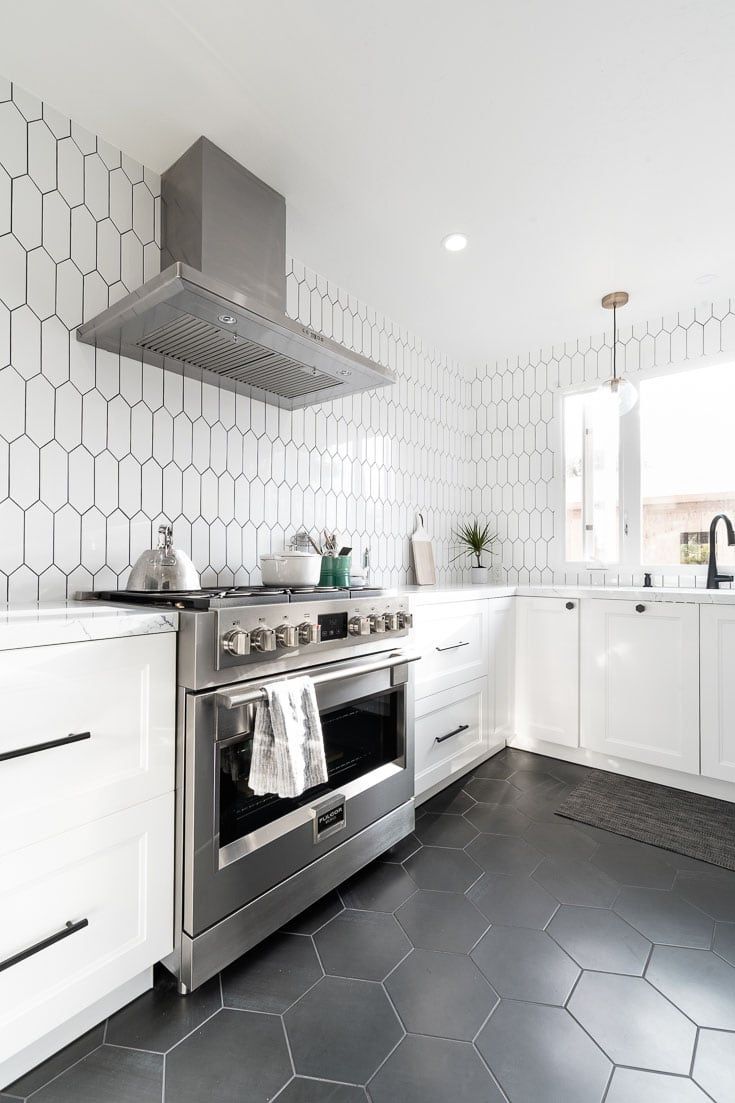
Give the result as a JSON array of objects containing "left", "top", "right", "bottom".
[{"left": 248, "top": 676, "right": 328, "bottom": 798}]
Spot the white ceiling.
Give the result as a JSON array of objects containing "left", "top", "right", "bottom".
[{"left": 3, "top": 0, "right": 735, "bottom": 365}]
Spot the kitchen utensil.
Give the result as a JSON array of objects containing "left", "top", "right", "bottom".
[
  {"left": 260, "top": 552, "right": 322, "bottom": 587},
  {"left": 338, "top": 547, "right": 352, "bottom": 557},
  {"left": 127, "top": 523, "right": 201, "bottom": 591},
  {"left": 411, "top": 513, "right": 436, "bottom": 585}
]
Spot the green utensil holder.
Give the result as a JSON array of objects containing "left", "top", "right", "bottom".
[{"left": 319, "top": 556, "right": 351, "bottom": 588}]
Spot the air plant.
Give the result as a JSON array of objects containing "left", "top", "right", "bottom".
[{"left": 452, "top": 519, "right": 496, "bottom": 568}]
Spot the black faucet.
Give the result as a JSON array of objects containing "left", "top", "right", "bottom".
[{"left": 707, "top": 513, "right": 735, "bottom": 588}]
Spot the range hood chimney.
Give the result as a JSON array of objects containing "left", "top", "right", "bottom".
[{"left": 76, "top": 138, "right": 395, "bottom": 408}]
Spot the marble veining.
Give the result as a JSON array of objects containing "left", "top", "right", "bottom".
[{"left": 0, "top": 601, "right": 177, "bottom": 651}]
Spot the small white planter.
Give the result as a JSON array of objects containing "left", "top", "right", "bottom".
[{"left": 471, "top": 566, "right": 489, "bottom": 585}]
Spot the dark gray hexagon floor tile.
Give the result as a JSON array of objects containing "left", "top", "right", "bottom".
[
  {"left": 605, "top": 1068, "right": 711, "bottom": 1103},
  {"left": 471, "top": 926, "right": 579, "bottom": 1005},
  {"left": 413, "top": 812, "right": 477, "bottom": 848},
  {"left": 106, "top": 969, "right": 221, "bottom": 1053},
  {"left": 508, "top": 767, "right": 558, "bottom": 791},
  {"left": 314, "top": 909, "right": 410, "bottom": 981},
  {"left": 275, "top": 1078, "right": 367, "bottom": 1103},
  {"left": 19, "top": 1046, "right": 162, "bottom": 1103},
  {"left": 547, "top": 905, "right": 651, "bottom": 974},
  {"left": 283, "top": 890, "right": 344, "bottom": 934},
  {"left": 221, "top": 932, "right": 322, "bottom": 1013},
  {"left": 463, "top": 777, "right": 520, "bottom": 805},
  {"left": 384, "top": 948, "right": 497, "bottom": 1040},
  {"left": 340, "top": 861, "right": 417, "bottom": 912},
  {"left": 463, "top": 802, "right": 530, "bottom": 836},
  {"left": 166, "top": 1010, "right": 290, "bottom": 1103},
  {"left": 568, "top": 972, "right": 696, "bottom": 1073},
  {"left": 614, "top": 886, "right": 715, "bottom": 948},
  {"left": 420, "top": 782, "right": 475, "bottom": 814},
  {"left": 533, "top": 856, "right": 619, "bottom": 906},
  {"left": 692, "top": 1028, "right": 735, "bottom": 1103},
  {"left": 403, "top": 845, "right": 481, "bottom": 892},
  {"left": 284, "top": 976, "right": 402, "bottom": 1084},
  {"left": 646, "top": 945, "right": 735, "bottom": 1028},
  {"left": 379, "top": 832, "right": 421, "bottom": 864},
  {"left": 468, "top": 871, "right": 559, "bottom": 929},
  {"left": 676, "top": 869, "right": 735, "bottom": 922},
  {"left": 591, "top": 840, "right": 676, "bottom": 889},
  {"left": 524, "top": 820, "right": 598, "bottom": 861},
  {"left": 515, "top": 783, "right": 574, "bottom": 823},
  {"left": 396, "top": 890, "right": 488, "bottom": 953},
  {"left": 499, "top": 748, "right": 553, "bottom": 774},
  {"left": 3, "top": 1025, "right": 104, "bottom": 1098},
  {"left": 465, "top": 834, "right": 543, "bottom": 876},
  {"left": 471, "top": 754, "right": 516, "bottom": 779},
  {"left": 713, "top": 922, "right": 735, "bottom": 966},
  {"left": 476, "top": 1000, "right": 611, "bottom": 1103},
  {"left": 367, "top": 1034, "right": 504, "bottom": 1103},
  {"left": 546, "top": 759, "right": 592, "bottom": 786}
]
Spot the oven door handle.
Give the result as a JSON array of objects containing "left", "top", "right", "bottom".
[{"left": 214, "top": 650, "right": 421, "bottom": 711}]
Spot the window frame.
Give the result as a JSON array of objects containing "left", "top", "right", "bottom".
[{"left": 551, "top": 351, "right": 735, "bottom": 575}]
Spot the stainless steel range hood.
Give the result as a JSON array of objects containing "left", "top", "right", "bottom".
[{"left": 76, "top": 138, "right": 395, "bottom": 408}]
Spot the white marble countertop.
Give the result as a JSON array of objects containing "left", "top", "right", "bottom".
[
  {"left": 0, "top": 601, "right": 178, "bottom": 652},
  {"left": 398, "top": 582, "right": 735, "bottom": 605}
]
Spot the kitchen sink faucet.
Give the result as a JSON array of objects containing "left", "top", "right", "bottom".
[{"left": 706, "top": 513, "right": 735, "bottom": 588}]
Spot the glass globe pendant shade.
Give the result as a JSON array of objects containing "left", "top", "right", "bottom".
[{"left": 597, "top": 375, "right": 638, "bottom": 415}]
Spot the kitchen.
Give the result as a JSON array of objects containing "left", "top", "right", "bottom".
[{"left": 2, "top": 3, "right": 735, "bottom": 1101}]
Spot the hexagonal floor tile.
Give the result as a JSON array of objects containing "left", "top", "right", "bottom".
[
  {"left": 465, "top": 834, "right": 543, "bottom": 876},
  {"left": 524, "top": 820, "right": 598, "bottom": 861},
  {"left": 592, "top": 841, "right": 676, "bottom": 889},
  {"left": 646, "top": 946, "right": 735, "bottom": 1029},
  {"left": 368, "top": 1034, "right": 504, "bottom": 1103},
  {"left": 420, "top": 782, "right": 475, "bottom": 814},
  {"left": 275, "top": 1079, "right": 367, "bottom": 1103},
  {"left": 614, "top": 886, "right": 714, "bottom": 948},
  {"left": 314, "top": 909, "right": 410, "bottom": 980},
  {"left": 675, "top": 869, "right": 735, "bottom": 922},
  {"left": 693, "top": 1028, "right": 735, "bottom": 1103},
  {"left": 221, "top": 932, "right": 322, "bottom": 1013},
  {"left": 379, "top": 832, "right": 422, "bottom": 864},
  {"left": 471, "top": 754, "right": 516, "bottom": 779},
  {"left": 476, "top": 1000, "right": 612, "bottom": 1103},
  {"left": 568, "top": 972, "right": 696, "bottom": 1073},
  {"left": 713, "top": 922, "right": 735, "bottom": 966},
  {"left": 403, "top": 846, "right": 481, "bottom": 892},
  {"left": 340, "top": 860, "right": 416, "bottom": 912},
  {"left": 12, "top": 1045, "right": 162, "bottom": 1103},
  {"left": 165, "top": 1010, "right": 290, "bottom": 1103},
  {"left": 463, "top": 802, "right": 530, "bottom": 836},
  {"left": 284, "top": 976, "right": 402, "bottom": 1084},
  {"left": 533, "top": 857, "right": 619, "bottom": 907},
  {"left": 396, "top": 891, "right": 488, "bottom": 953},
  {"left": 507, "top": 767, "right": 558, "bottom": 792},
  {"left": 605, "top": 1068, "right": 710, "bottom": 1102},
  {"left": 471, "top": 926, "right": 579, "bottom": 1005},
  {"left": 385, "top": 948, "right": 497, "bottom": 1040},
  {"left": 468, "top": 871, "right": 559, "bottom": 929},
  {"left": 106, "top": 969, "right": 221, "bottom": 1051},
  {"left": 283, "top": 890, "right": 344, "bottom": 935},
  {"left": 413, "top": 812, "right": 478, "bottom": 848},
  {"left": 515, "top": 782, "right": 572, "bottom": 823},
  {"left": 463, "top": 777, "right": 519, "bottom": 805},
  {"left": 547, "top": 905, "right": 651, "bottom": 974}
]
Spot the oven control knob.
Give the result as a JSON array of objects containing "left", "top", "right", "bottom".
[
  {"left": 398, "top": 611, "right": 413, "bottom": 629},
  {"left": 250, "top": 626, "right": 276, "bottom": 653},
  {"left": 222, "top": 627, "right": 250, "bottom": 657},
  {"left": 275, "top": 624, "right": 298, "bottom": 649},
  {"left": 384, "top": 612, "right": 400, "bottom": 632},
  {"left": 349, "top": 615, "right": 370, "bottom": 637},
  {"left": 298, "top": 621, "right": 321, "bottom": 645},
  {"left": 369, "top": 614, "right": 386, "bottom": 634}
]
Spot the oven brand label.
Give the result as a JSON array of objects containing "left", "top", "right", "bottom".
[{"left": 316, "top": 803, "right": 345, "bottom": 838}]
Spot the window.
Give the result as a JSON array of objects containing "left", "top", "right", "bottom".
[{"left": 562, "top": 361, "right": 735, "bottom": 569}]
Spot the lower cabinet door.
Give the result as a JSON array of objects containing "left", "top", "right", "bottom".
[
  {"left": 515, "top": 597, "right": 580, "bottom": 747},
  {"left": 415, "top": 678, "right": 489, "bottom": 797},
  {"left": 580, "top": 599, "right": 700, "bottom": 774},
  {"left": 701, "top": 605, "right": 735, "bottom": 782},
  {"left": 0, "top": 793, "right": 174, "bottom": 1064}
]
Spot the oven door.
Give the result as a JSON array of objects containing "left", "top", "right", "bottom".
[{"left": 183, "top": 649, "right": 415, "bottom": 936}]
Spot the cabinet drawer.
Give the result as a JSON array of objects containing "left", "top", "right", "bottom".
[
  {"left": 415, "top": 678, "right": 489, "bottom": 796},
  {"left": 412, "top": 600, "right": 488, "bottom": 698},
  {"left": 0, "top": 793, "right": 173, "bottom": 1065},
  {"left": 0, "top": 634, "right": 175, "bottom": 855}
]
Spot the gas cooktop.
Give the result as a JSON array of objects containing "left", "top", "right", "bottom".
[{"left": 83, "top": 586, "right": 390, "bottom": 611}]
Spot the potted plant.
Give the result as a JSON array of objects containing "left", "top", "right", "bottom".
[{"left": 452, "top": 519, "right": 496, "bottom": 584}]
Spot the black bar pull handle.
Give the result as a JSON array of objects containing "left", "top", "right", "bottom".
[
  {"left": 436, "top": 641, "right": 470, "bottom": 653},
  {"left": 435, "top": 723, "right": 470, "bottom": 744},
  {"left": 0, "top": 918, "right": 89, "bottom": 973},
  {"left": 0, "top": 731, "right": 91, "bottom": 764}
]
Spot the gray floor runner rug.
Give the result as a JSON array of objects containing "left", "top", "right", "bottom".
[{"left": 557, "top": 769, "right": 735, "bottom": 872}]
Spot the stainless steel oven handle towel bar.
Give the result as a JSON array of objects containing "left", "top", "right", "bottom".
[{"left": 214, "top": 650, "right": 421, "bottom": 711}]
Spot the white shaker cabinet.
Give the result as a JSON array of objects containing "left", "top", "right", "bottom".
[
  {"left": 515, "top": 596, "right": 580, "bottom": 747},
  {"left": 580, "top": 599, "right": 699, "bottom": 774},
  {"left": 701, "top": 605, "right": 735, "bottom": 783}
]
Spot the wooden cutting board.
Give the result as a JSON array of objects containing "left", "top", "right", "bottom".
[{"left": 411, "top": 514, "right": 436, "bottom": 585}]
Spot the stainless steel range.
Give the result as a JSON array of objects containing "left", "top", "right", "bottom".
[{"left": 86, "top": 586, "right": 417, "bottom": 992}]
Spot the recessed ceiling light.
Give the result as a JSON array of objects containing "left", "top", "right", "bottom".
[
  {"left": 442, "top": 232, "right": 468, "bottom": 252},
  {"left": 218, "top": 313, "right": 237, "bottom": 325},
  {"left": 338, "top": 369, "right": 351, "bottom": 377}
]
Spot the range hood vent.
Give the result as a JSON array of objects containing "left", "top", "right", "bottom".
[{"left": 76, "top": 138, "right": 395, "bottom": 409}]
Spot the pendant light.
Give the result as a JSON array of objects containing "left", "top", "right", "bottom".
[{"left": 598, "top": 290, "right": 637, "bottom": 415}]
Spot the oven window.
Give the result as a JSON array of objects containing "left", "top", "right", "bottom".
[{"left": 218, "top": 687, "right": 402, "bottom": 847}]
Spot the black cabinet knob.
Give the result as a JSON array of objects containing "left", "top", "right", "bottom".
[
  {"left": 635, "top": 603, "right": 645, "bottom": 613},
  {"left": 565, "top": 601, "right": 574, "bottom": 610}
]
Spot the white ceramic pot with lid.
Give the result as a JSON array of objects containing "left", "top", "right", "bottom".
[
  {"left": 260, "top": 552, "right": 322, "bottom": 587},
  {"left": 127, "top": 523, "right": 201, "bottom": 591}
]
